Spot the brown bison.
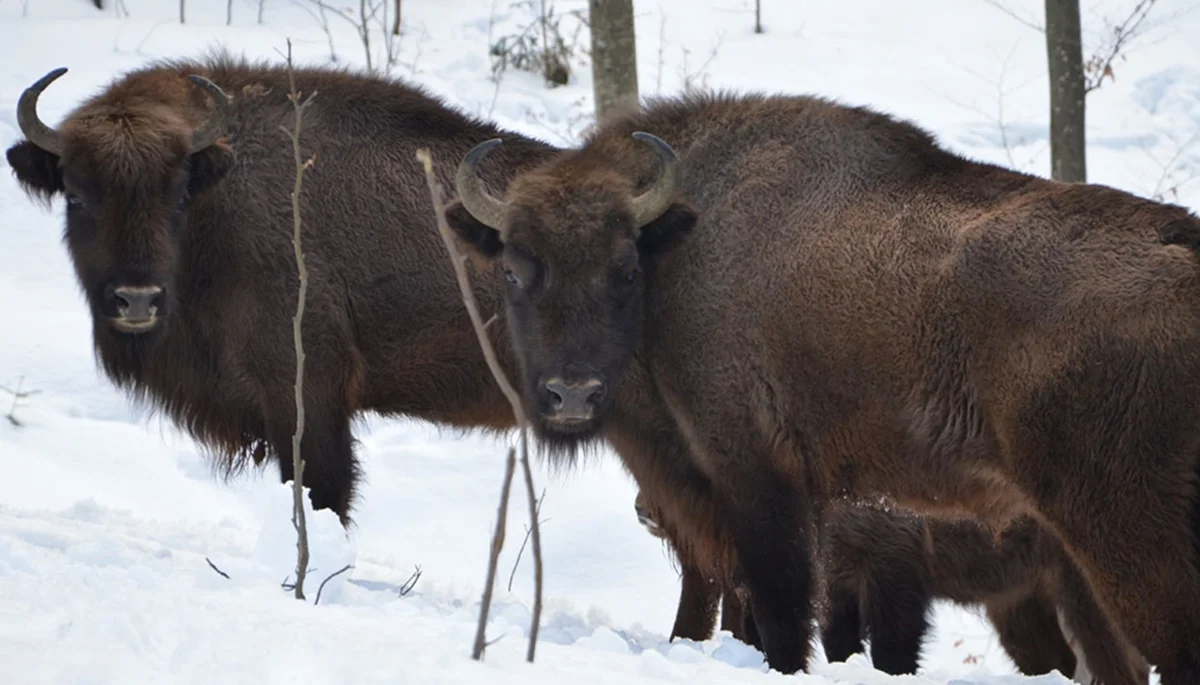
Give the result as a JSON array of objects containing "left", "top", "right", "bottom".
[
  {"left": 4, "top": 54, "right": 558, "bottom": 526},
  {"left": 636, "top": 492, "right": 1148, "bottom": 684},
  {"left": 443, "top": 91, "right": 1200, "bottom": 682}
]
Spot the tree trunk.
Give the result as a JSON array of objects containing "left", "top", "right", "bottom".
[
  {"left": 227, "top": 0, "right": 233, "bottom": 25},
  {"left": 755, "top": 0, "right": 763, "bottom": 33},
  {"left": 179, "top": 0, "right": 185, "bottom": 24},
  {"left": 1045, "top": 0, "right": 1086, "bottom": 182},
  {"left": 392, "top": 0, "right": 402, "bottom": 35},
  {"left": 93, "top": 0, "right": 103, "bottom": 9},
  {"left": 588, "top": 0, "right": 639, "bottom": 125}
]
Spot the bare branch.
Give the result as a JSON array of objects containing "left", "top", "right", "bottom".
[
  {"left": 398, "top": 564, "right": 423, "bottom": 596},
  {"left": 1084, "top": 0, "right": 1158, "bottom": 92},
  {"left": 415, "top": 149, "right": 544, "bottom": 662},
  {"left": 281, "top": 38, "right": 317, "bottom": 601},
  {"left": 1, "top": 376, "right": 41, "bottom": 427},
  {"left": 315, "top": 564, "right": 355, "bottom": 605},
  {"left": 508, "top": 489, "right": 546, "bottom": 592},
  {"left": 979, "top": 0, "right": 1044, "bottom": 32},
  {"left": 206, "top": 557, "right": 231, "bottom": 579}
]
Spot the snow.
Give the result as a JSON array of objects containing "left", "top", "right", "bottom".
[{"left": 1, "top": 0, "right": 1196, "bottom": 682}]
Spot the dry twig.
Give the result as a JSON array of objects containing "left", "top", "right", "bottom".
[
  {"left": 398, "top": 564, "right": 423, "bottom": 596},
  {"left": 415, "top": 148, "right": 544, "bottom": 662},
  {"left": 278, "top": 38, "right": 320, "bottom": 601},
  {"left": 508, "top": 489, "right": 547, "bottom": 592},
  {"left": 206, "top": 557, "right": 231, "bottom": 579},
  {"left": 315, "top": 564, "right": 355, "bottom": 605}
]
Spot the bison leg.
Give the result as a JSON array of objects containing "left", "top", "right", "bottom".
[
  {"left": 270, "top": 405, "right": 361, "bottom": 527},
  {"left": 983, "top": 589, "right": 1076, "bottom": 678},
  {"left": 720, "top": 587, "right": 761, "bottom": 648},
  {"left": 862, "top": 571, "right": 931, "bottom": 675},
  {"left": 1050, "top": 551, "right": 1151, "bottom": 685},
  {"left": 716, "top": 474, "right": 813, "bottom": 674},
  {"left": 670, "top": 560, "right": 721, "bottom": 642},
  {"left": 1007, "top": 462, "right": 1200, "bottom": 680},
  {"left": 820, "top": 581, "right": 866, "bottom": 666}
]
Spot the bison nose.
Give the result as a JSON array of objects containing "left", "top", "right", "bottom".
[
  {"left": 113, "top": 285, "right": 164, "bottom": 322},
  {"left": 542, "top": 378, "right": 605, "bottom": 420}
]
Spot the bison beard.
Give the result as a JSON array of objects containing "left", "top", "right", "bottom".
[{"left": 445, "top": 90, "right": 1200, "bottom": 682}]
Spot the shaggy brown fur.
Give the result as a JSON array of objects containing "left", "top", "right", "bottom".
[
  {"left": 5, "top": 53, "right": 557, "bottom": 525},
  {"left": 446, "top": 90, "right": 1200, "bottom": 682},
  {"left": 636, "top": 492, "right": 1147, "bottom": 683}
]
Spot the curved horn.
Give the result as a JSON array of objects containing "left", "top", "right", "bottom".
[
  {"left": 454, "top": 138, "right": 509, "bottom": 230},
  {"left": 630, "top": 131, "right": 681, "bottom": 228},
  {"left": 186, "top": 75, "right": 231, "bottom": 153},
  {"left": 17, "top": 67, "right": 68, "bottom": 157}
]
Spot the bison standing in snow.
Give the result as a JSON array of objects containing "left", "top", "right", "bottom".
[
  {"left": 5, "top": 54, "right": 558, "bottom": 524},
  {"left": 443, "top": 91, "right": 1200, "bottom": 682},
  {"left": 635, "top": 492, "right": 1148, "bottom": 684}
]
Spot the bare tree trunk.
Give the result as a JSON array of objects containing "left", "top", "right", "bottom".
[
  {"left": 258, "top": 0, "right": 266, "bottom": 24},
  {"left": 392, "top": 0, "right": 402, "bottom": 35},
  {"left": 179, "top": 0, "right": 185, "bottom": 23},
  {"left": 588, "top": 0, "right": 639, "bottom": 125},
  {"left": 227, "top": 0, "right": 233, "bottom": 25},
  {"left": 93, "top": 0, "right": 104, "bottom": 9},
  {"left": 1045, "top": 0, "right": 1086, "bottom": 182},
  {"left": 755, "top": 0, "right": 763, "bottom": 33}
]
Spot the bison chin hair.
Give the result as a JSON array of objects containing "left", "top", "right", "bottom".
[{"left": 524, "top": 415, "right": 611, "bottom": 471}]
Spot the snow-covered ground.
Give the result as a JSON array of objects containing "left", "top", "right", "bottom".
[{"left": 1, "top": 0, "right": 1197, "bottom": 682}]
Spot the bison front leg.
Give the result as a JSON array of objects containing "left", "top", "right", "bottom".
[
  {"left": 714, "top": 469, "right": 814, "bottom": 674},
  {"left": 670, "top": 561, "right": 722, "bottom": 642},
  {"left": 819, "top": 580, "right": 866, "bottom": 666},
  {"left": 268, "top": 401, "right": 361, "bottom": 528}
]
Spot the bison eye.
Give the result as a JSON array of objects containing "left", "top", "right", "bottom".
[
  {"left": 503, "top": 267, "right": 523, "bottom": 288},
  {"left": 65, "top": 194, "right": 84, "bottom": 209}
]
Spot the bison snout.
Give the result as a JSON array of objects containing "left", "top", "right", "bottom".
[
  {"left": 110, "top": 284, "right": 165, "bottom": 331},
  {"left": 540, "top": 377, "right": 606, "bottom": 422}
]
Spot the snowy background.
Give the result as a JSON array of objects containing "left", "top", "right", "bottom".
[{"left": 1, "top": 0, "right": 1198, "bottom": 683}]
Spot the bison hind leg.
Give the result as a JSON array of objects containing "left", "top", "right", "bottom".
[{"left": 863, "top": 573, "right": 931, "bottom": 675}]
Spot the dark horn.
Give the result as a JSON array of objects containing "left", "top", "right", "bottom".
[
  {"left": 17, "top": 67, "right": 68, "bottom": 157},
  {"left": 186, "top": 75, "right": 231, "bottom": 153},
  {"left": 630, "top": 131, "right": 682, "bottom": 228},
  {"left": 453, "top": 138, "right": 509, "bottom": 230}
]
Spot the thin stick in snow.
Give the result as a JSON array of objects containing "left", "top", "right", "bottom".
[
  {"left": 415, "top": 148, "right": 544, "bottom": 663},
  {"left": 278, "top": 38, "right": 319, "bottom": 601}
]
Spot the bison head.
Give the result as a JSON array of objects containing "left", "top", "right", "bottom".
[
  {"left": 445, "top": 132, "right": 696, "bottom": 447},
  {"left": 5, "top": 67, "right": 235, "bottom": 338}
]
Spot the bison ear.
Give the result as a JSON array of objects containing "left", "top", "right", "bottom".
[
  {"left": 5, "top": 140, "right": 63, "bottom": 205},
  {"left": 638, "top": 201, "right": 697, "bottom": 255},
  {"left": 187, "top": 141, "right": 235, "bottom": 195},
  {"left": 1159, "top": 217, "right": 1200, "bottom": 253},
  {"left": 445, "top": 199, "right": 504, "bottom": 258}
]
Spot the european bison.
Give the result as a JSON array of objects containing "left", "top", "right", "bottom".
[
  {"left": 636, "top": 492, "right": 1147, "bottom": 684},
  {"left": 5, "top": 54, "right": 557, "bottom": 525},
  {"left": 444, "top": 91, "right": 1200, "bottom": 682}
]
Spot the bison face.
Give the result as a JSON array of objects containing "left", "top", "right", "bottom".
[
  {"left": 446, "top": 133, "right": 696, "bottom": 448},
  {"left": 6, "top": 68, "right": 234, "bottom": 339}
]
